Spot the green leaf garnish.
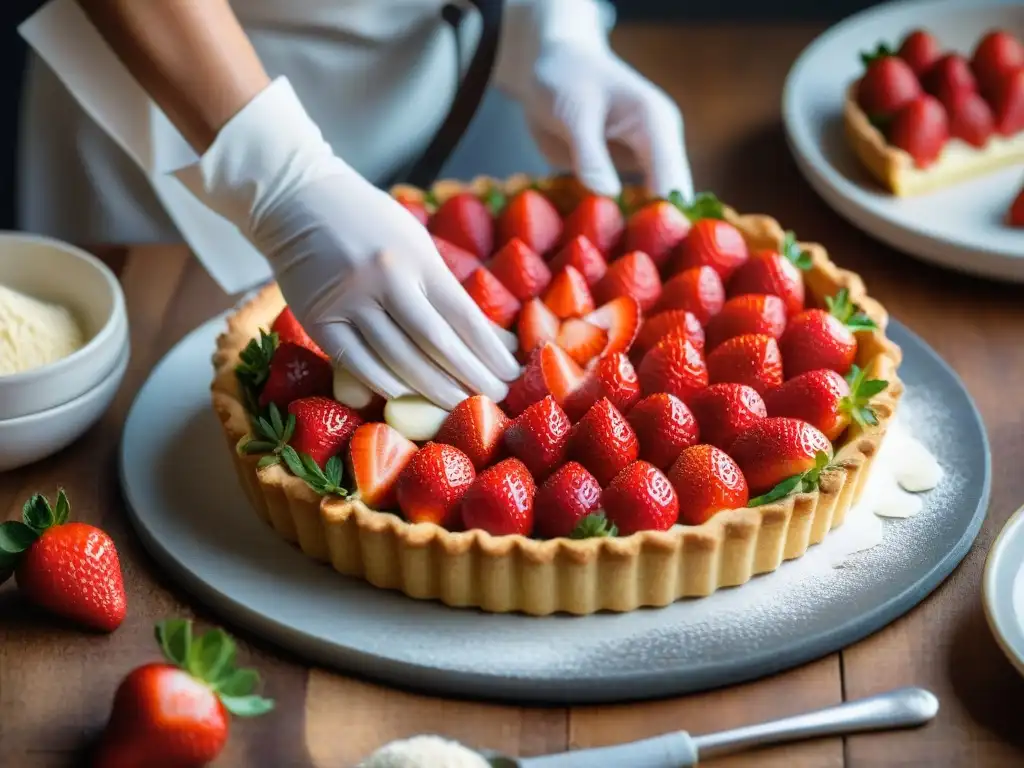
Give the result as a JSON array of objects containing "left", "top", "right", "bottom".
[
  {"left": 669, "top": 190, "right": 725, "bottom": 222},
  {"left": 234, "top": 329, "right": 278, "bottom": 419},
  {"left": 748, "top": 451, "right": 834, "bottom": 507},
  {"left": 841, "top": 365, "right": 889, "bottom": 428},
  {"left": 569, "top": 511, "right": 618, "bottom": 539},
  {"left": 825, "top": 288, "right": 877, "bottom": 332},
  {"left": 781, "top": 231, "right": 813, "bottom": 270},
  {"left": 0, "top": 489, "right": 74, "bottom": 582},
  {"left": 240, "top": 403, "right": 296, "bottom": 468},
  {"left": 281, "top": 447, "right": 349, "bottom": 497},
  {"left": 860, "top": 41, "right": 894, "bottom": 68},
  {"left": 483, "top": 187, "right": 507, "bottom": 216}
]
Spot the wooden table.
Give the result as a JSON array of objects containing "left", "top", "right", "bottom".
[{"left": 3, "top": 21, "right": 1024, "bottom": 768}]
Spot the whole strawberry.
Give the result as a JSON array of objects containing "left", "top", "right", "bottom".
[
  {"left": 94, "top": 619, "right": 273, "bottom": 768},
  {"left": 461, "top": 458, "right": 537, "bottom": 536},
  {"left": 637, "top": 333, "right": 709, "bottom": 403},
  {"left": 533, "top": 462, "right": 605, "bottom": 539},
  {"left": 594, "top": 250, "right": 663, "bottom": 312},
  {"left": 728, "top": 417, "right": 833, "bottom": 498},
  {"left": 727, "top": 231, "right": 810, "bottom": 317},
  {"left": 561, "top": 195, "right": 625, "bottom": 257},
  {"left": 396, "top": 442, "right": 476, "bottom": 527},
  {"left": 463, "top": 267, "right": 522, "bottom": 329},
  {"left": 428, "top": 191, "right": 494, "bottom": 258},
  {"left": 1009, "top": 185, "right": 1024, "bottom": 228},
  {"left": 627, "top": 392, "right": 700, "bottom": 470},
  {"left": 764, "top": 365, "right": 889, "bottom": 441},
  {"left": 857, "top": 46, "right": 923, "bottom": 117},
  {"left": 567, "top": 398, "right": 640, "bottom": 486},
  {"left": 669, "top": 218, "right": 749, "bottom": 281},
  {"left": 668, "top": 444, "right": 749, "bottom": 525},
  {"left": 971, "top": 30, "right": 1024, "bottom": 96},
  {"left": 779, "top": 288, "right": 877, "bottom": 378},
  {"left": 271, "top": 306, "right": 325, "bottom": 358},
  {"left": 549, "top": 235, "right": 609, "bottom": 286},
  {"left": 888, "top": 95, "right": 949, "bottom": 168},
  {"left": 897, "top": 29, "right": 942, "bottom": 76},
  {"left": 496, "top": 188, "right": 563, "bottom": 256},
  {"left": 688, "top": 382, "right": 767, "bottom": 451},
  {"left": 433, "top": 235, "right": 482, "bottom": 282},
  {"left": 656, "top": 266, "right": 726, "bottom": 325},
  {"left": 633, "top": 309, "right": 705, "bottom": 361},
  {"left": 487, "top": 237, "right": 552, "bottom": 302},
  {"left": 287, "top": 396, "right": 364, "bottom": 467},
  {"left": 706, "top": 333, "right": 784, "bottom": 396},
  {"left": 2, "top": 490, "right": 126, "bottom": 633},
  {"left": 503, "top": 396, "right": 572, "bottom": 481},
  {"left": 563, "top": 352, "right": 641, "bottom": 421},
  {"left": 436, "top": 395, "right": 510, "bottom": 471},
  {"left": 705, "top": 294, "right": 788, "bottom": 351},
  {"left": 601, "top": 461, "right": 679, "bottom": 535}
]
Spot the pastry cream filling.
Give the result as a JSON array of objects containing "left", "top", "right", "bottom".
[
  {"left": 0, "top": 283, "right": 85, "bottom": 376},
  {"left": 900, "top": 131, "right": 1024, "bottom": 184}
]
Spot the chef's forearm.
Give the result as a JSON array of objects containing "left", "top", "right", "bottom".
[{"left": 75, "top": 0, "right": 271, "bottom": 152}]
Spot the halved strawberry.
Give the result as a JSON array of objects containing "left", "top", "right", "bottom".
[
  {"left": 779, "top": 288, "right": 876, "bottom": 378},
  {"left": 287, "top": 396, "right": 364, "bottom": 467},
  {"left": 727, "top": 417, "right": 833, "bottom": 497},
  {"left": 502, "top": 342, "right": 585, "bottom": 417},
  {"left": 435, "top": 395, "right": 510, "bottom": 470},
  {"left": 705, "top": 294, "right": 787, "bottom": 351},
  {"left": 543, "top": 265, "right": 595, "bottom": 319},
  {"left": 888, "top": 95, "right": 949, "bottom": 168},
  {"left": 503, "top": 396, "right": 572, "bottom": 480},
  {"left": 516, "top": 298, "right": 560, "bottom": 358},
  {"left": 567, "top": 398, "right": 640, "bottom": 486},
  {"left": 271, "top": 307, "right": 325, "bottom": 358},
  {"left": 395, "top": 442, "right": 476, "bottom": 527},
  {"left": 602, "top": 460, "right": 679, "bottom": 534},
  {"left": 433, "top": 235, "right": 482, "bottom": 282},
  {"left": 637, "top": 334, "right": 708, "bottom": 403},
  {"left": 897, "top": 29, "right": 942, "bottom": 76},
  {"left": 627, "top": 392, "right": 700, "bottom": 470},
  {"left": 428, "top": 192, "right": 494, "bottom": 258},
  {"left": 460, "top": 457, "right": 537, "bottom": 536},
  {"left": 549, "top": 235, "right": 608, "bottom": 286},
  {"left": 764, "top": 365, "right": 888, "bottom": 441},
  {"left": 563, "top": 352, "right": 641, "bottom": 421},
  {"left": 667, "top": 444, "right": 749, "bottom": 525},
  {"left": 706, "top": 333, "right": 783, "bottom": 396},
  {"left": 688, "top": 382, "right": 767, "bottom": 451},
  {"left": 487, "top": 237, "right": 552, "bottom": 302},
  {"left": 727, "top": 231, "right": 810, "bottom": 317},
  {"left": 857, "top": 46, "right": 923, "bottom": 117},
  {"left": 633, "top": 310, "right": 705, "bottom": 361},
  {"left": 346, "top": 422, "right": 418, "bottom": 509},
  {"left": 991, "top": 68, "right": 1024, "bottom": 136},
  {"left": 922, "top": 54, "right": 978, "bottom": 107},
  {"left": 496, "top": 188, "right": 563, "bottom": 256},
  {"left": 556, "top": 318, "right": 608, "bottom": 366},
  {"left": 1009, "top": 185, "right": 1024, "bottom": 227},
  {"left": 594, "top": 250, "right": 663, "bottom": 311},
  {"left": 621, "top": 195, "right": 691, "bottom": 268},
  {"left": 582, "top": 296, "right": 642, "bottom": 357},
  {"left": 258, "top": 343, "right": 333, "bottom": 410},
  {"left": 656, "top": 266, "right": 725, "bottom": 325},
  {"left": 971, "top": 30, "right": 1024, "bottom": 96},
  {"left": 947, "top": 90, "right": 996, "bottom": 147},
  {"left": 561, "top": 195, "right": 625, "bottom": 256},
  {"left": 462, "top": 267, "right": 521, "bottom": 329},
  {"left": 669, "top": 218, "right": 749, "bottom": 281},
  {"left": 533, "top": 461, "right": 604, "bottom": 539}
]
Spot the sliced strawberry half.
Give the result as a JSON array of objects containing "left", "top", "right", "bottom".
[
  {"left": 516, "top": 298, "right": 560, "bottom": 358},
  {"left": 487, "top": 237, "right": 552, "bottom": 302},
  {"left": 594, "top": 250, "right": 663, "bottom": 311},
  {"left": 432, "top": 235, "right": 482, "bottom": 282},
  {"left": 582, "top": 296, "right": 642, "bottom": 358},
  {"left": 543, "top": 265, "right": 595, "bottom": 319},
  {"left": 435, "top": 395, "right": 511, "bottom": 470},
  {"left": 258, "top": 342, "right": 333, "bottom": 411},
  {"left": 548, "top": 235, "right": 608, "bottom": 286},
  {"left": 555, "top": 317, "right": 608, "bottom": 366},
  {"left": 346, "top": 422, "right": 418, "bottom": 509},
  {"left": 271, "top": 307, "right": 325, "bottom": 358},
  {"left": 462, "top": 267, "right": 522, "bottom": 329},
  {"left": 502, "top": 342, "right": 585, "bottom": 417},
  {"left": 563, "top": 351, "right": 641, "bottom": 421}
]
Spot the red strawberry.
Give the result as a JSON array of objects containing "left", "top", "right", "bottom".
[
  {"left": 533, "top": 462, "right": 604, "bottom": 539},
  {"left": 517, "top": 298, "right": 560, "bottom": 358},
  {"left": 549, "top": 235, "right": 608, "bottom": 286},
  {"left": 429, "top": 192, "right": 493, "bottom": 258},
  {"left": 627, "top": 392, "right": 699, "bottom": 470},
  {"left": 258, "top": 342, "right": 333, "bottom": 410},
  {"left": 460, "top": 458, "right": 537, "bottom": 536},
  {"left": 621, "top": 197, "right": 691, "bottom": 268},
  {"left": 637, "top": 334, "right": 709, "bottom": 403},
  {"left": 486, "top": 238, "right": 552, "bottom": 301},
  {"left": 667, "top": 444, "right": 749, "bottom": 525},
  {"left": 543, "top": 265, "right": 595, "bottom": 319},
  {"left": 396, "top": 442, "right": 476, "bottom": 527},
  {"left": 94, "top": 620, "right": 272, "bottom": 768},
  {"left": 399, "top": 198, "right": 431, "bottom": 226},
  {"left": 779, "top": 288, "right": 876, "bottom": 378},
  {"left": 706, "top": 333, "right": 783, "bottom": 396},
  {"left": 287, "top": 396, "right": 364, "bottom": 466},
  {"left": 601, "top": 460, "right": 679, "bottom": 535},
  {"left": 5, "top": 490, "right": 126, "bottom": 632},
  {"left": 656, "top": 266, "right": 726, "bottom": 325},
  {"left": 705, "top": 294, "right": 787, "bottom": 351},
  {"left": 727, "top": 231, "right": 809, "bottom": 317},
  {"left": 922, "top": 54, "right": 978, "bottom": 106},
  {"left": 502, "top": 342, "right": 585, "bottom": 416},
  {"left": 594, "top": 250, "right": 663, "bottom": 312},
  {"left": 634, "top": 310, "right": 705, "bottom": 361},
  {"left": 947, "top": 90, "right": 996, "bottom": 147},
  {"left": 496, "top": 189, "right": 563, "bottom": 256},
  {"left": 271, "top": 306, "right": 324, "bottom": 357},
  {"left": 463, "top": 267, "right": 522, "bottom": 329},
  {"left": 556, "top": 317, "right": 608, "bottom": 365},
  {"left": 857, "top": 48, "right": 923, "bottom": 117},
  {"left": 897, "top": 29, "right": 942, "bottom": 76},
  {"left": 582, "top": 296, "right": 642, "bottom": 357},
  {"left": 888, "top": 95, "right": 949, "bottom": 167},
  {"left": 669, "top": 219, "right": 749, "bottom": 281},
  {"left": 567, "top": 398, "right": 640, "bottom": 485},
  {"left": 764, "top": 365, "right": 889, "bottom": 441},
  {"left": 345, "top": 423, "right": 418, "bottom": 509},
  {"left": 990, "top": 68, "right": 1024, "bottom": 136},
  {"left": 971, "top": 30, "right": 1024, "bottom": 95},
  {"left": 503, "top": 396, "right": 571, "bottom": 480},
  {"left": 436, "top": 395, "right": 510, "bottom": 470},
  {"left": 1009, "top": 185, "right": 1024, "bottom": 227},
  {"left": 727, "top": 417, "right": 833, "bottom": 497},
  {"left": 564, "top": 352, "right": 641, "bottom": 420},
  {"left": 561, "top": 195, "right": 624, "bottom": 256},
  {"left": 688, "top": 382, "right": 767, "bottom": 450},
  {"left": 433, "top": 235, "right": 482, "bottom": 282}
]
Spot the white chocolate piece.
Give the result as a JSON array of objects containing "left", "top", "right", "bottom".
[
  {"left": 332, "top": 367, "right": 374, "bottom": 410},
  {"left": 489, "top": 320, "right": 519, "bottom": 353},
  {"left": 384, "top": 396, "right": 450, "bottom": 442}
]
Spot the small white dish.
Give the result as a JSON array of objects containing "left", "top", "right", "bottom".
[
  {"left": 0, "top": 232, "right": 128, "bottom": 419},
  {"left": 983, "top": 504, "right": 1024, "bottom": 678},
  {"left": 783, "top": 0, "right": 1024, "bottom": 283},
  {"left": 0, "top": 343, "right": 128, "bottom": 472}
]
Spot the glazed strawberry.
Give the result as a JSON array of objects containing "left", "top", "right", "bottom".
[
  {"left": 857, "top": 47, "right": 923, "bottom": 117},
  {"left": 533, "top": 462, "right": 604, "bottom": 539},
  {"left": 627, "top": 392, "right": 700, "bottom": 470},
  {"left": 399, "top": 198, "right": 430, "bottom": 226},
  {"left": 667, "top": 444, "right": 749, "bottom": 525},
  {"left": 567, "top": 398, "right": 640, "bottom": 486},
  {"left": 1009, "top": 186, "right": 1024, "bottom": 227},
  {"left": 594, "top": 250, "right": 663, "bottom": 311},
  {"left": 271, "top": 306, "right": 324, "bottom": 357},
  {"left": 601, "top": 461, "right": 679, "bottom": 535},
  {"left": 346, "top": 423, "right": 418, "bottom": 509},
  {"left": 502, "top": 342, "right": 585, "bottom": 416},
  {"left": 669, "top": 218, "right": 749, "bottom": 281},
  {"left": 582, "top": 296, "right": 642, "bottom": 357},
  {"left": 487, "top": 237, "right": 552, "bottom": 301},
  {"left": 764, "top": 365, "right": 889, "bottom": 441},
  {"left": 637, "top": 333, "right": 708, "bottom": 403},
  {"left": 556, "top": 317, "right": 608, "bottom": 365},
  {"left": 990, "top": 68, "right": 1024, "bottom": 136},
  {"left": 564, "top": 352, "right": 641, "bottom": 420},
  {"left": 496, "top": 188, "right": 563, "bottom": 256},
  {"left": 688, "top": 382, "right": 767, "bottom": 450},
  {"left": 396, "top": 442, "right": 476, "bottom": 527},
  {"left": 463, "top": 267, "right": 522, "bottom": 329},
  {"left": 549, "top": 235, "right": 608, "bottom": 286},
  {"left": 561, "top": 195, "right": 625, "bottom": 256},
  {"left": 728, "top": 417, "right": 833, "bottom": 497},
  {"left": 727, "top": 231, "right": 810, "bottom": 317},
  {"left": 621, "top": 194, "right": 691, "bottom": 267},
  {"left": 436, "top": 395, "right": 510, "bottom": 470},
  {"left": 897, "top": 29, "right": 942, "bottom": 76},
  {"left": 461, "top": 458, "right": 537, "bottom": 536},
  {"left": 258, "top": 342, "right": 333, "bottom": 410},
  {"left": 543, "top": 265, "right": 595, "bottom": 319},
  {"left": 433, "top": 235, "right": 482, "bottom": 282},
  {"left": 656, "top": 266, "right": 726, "bottom": 325},
  {"left": 779, "top": 288, "right": 876, "bottom": 378},
  {"left": 706, "top": 333, "right": 783, "bottom": 396},
  {"left": 94, "top": 620, "right": 273, "bottom": 768},
  {"left": 517, "top": 298, "right": 560, "bottom": 358},
  {"left": 946, "top": 90, "right": 996, "bottom": 148},
  {"left": 634, "top": 310, "right": 705, "bottom": 361},
  {"left": 429, "top": 191, "right": 493, "bottom": 258},
  {"left": 705, "top": 294, "right": 787, "bottom": 351},
  {"left": 3, "top": 490, "right": 126, "bottom": 632},
  {"left": 287, "top": 396, "right": 364, "bottom": 466},
  {"left": 922, "top": 54, "right": 978, "bottom": 107},
  {"left": 503, "top": 396, "right": 571, "bottom": 480},
  {"left": 971, "top": 30, "right": 1024, "bottom": 95},
  {"left": 888, "top": 95, "right": 949, "bottom": 168}
]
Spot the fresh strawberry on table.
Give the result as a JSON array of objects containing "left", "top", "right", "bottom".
[
  {"left": 503, "top": 396, "right": 572, "bottom": 481},
  {"left": 601, "top": 460, "right": 679, "bottom": 535},
  {"left": 897, "top": 29, "right": 942, "bottom": 76},
  {"left": 922, "top": 54, "right": 978, "bottom": 107},
  {"left": 727, "top": 230, "right": 811, "bottom": 317},
  {"left": 946, "top": 90, "right": 996, "bottom": 148},
  {"left": 687, "top": 382, "right": 767, "bottom": 451},
  {"left": 582, "top": 295, "right": 642, "bottom": 357},
  {"left": 857, "top": 44, "right": 923, "bottom": 118},
  {"left": 533, "top": 461, "right": 606, "bottom": 539},
  {"left": 727, "top": 417, "right": 833, "bottom": 498},
  {"left": 93, "top": 619, "right": 273, "bottom": 768},
  {"left": 764, "top": 365, "right": 889, "bottom": 441},
  {"left": 594, "top": 250, "right": 663, "bottom": 311},
  {"left": 258, "top": 342, "right": 334, "bottom": 411},
  {"left": 496, "top": 188, "right": 563, "bottom": 256},
  {"left": 396, "top": 442, "right": 476, "bottom": 528},
  {"left": 1, "top": 489, "right": 126, "bottom": 632},
  {"left": 502, "top": 342, "right": 585, "bottom": 416},
  {"left": 705, "top": 294, "right": 788, "bottom": 351},
  {"left": 436, "top": 395, "right": 510, "bottom": 471},
  {"left": 627, "top": 392, "right": 700, "bottom": 470},
  {"left": 991, "top": 68, "right": 1024, "bottom": 136},
  {"left": 669, "top": 217, "right": 749, "bottom": 281},
  {"left": 888, "top": 95, "right": 949, "bottom": 168},
  {"left": 460, "top": 458, "right": 537, "bottom": 536},
  {"left": 428, "top": 191, "right": 494, "bottom": 258},
  {"left": 637, "top": 333, "right": 709, "bottom": 403},
  {"left": 779, "top": 288, "right": 876, "bottom": 378},
  {"left": 1008, "top": 184, "right": 1024, "bottom": 227},
  {"left": 561, "top": 195, "right": 624, "bottom": 257},
  {"left": 271, "top": 306, "right": 325, "bottom": 358},
  {"left": 549, "top": 235, "right": 608, "bottom": 286},
  {"left": 567, "top": 398, "right": 640, "bottom": 486},
  {"left": 345, "top": 422, "right": 419, "bottom": 509},
  {"left": 634, "top": 309, "right": 705, "bottom": 361},
  {"left": 287, "top": 396, "right": 363, "bottom": 467},
  {"left": 563, "top": 352, "right": 641, "bottom": 420},
  {"left": 486, "top": 237, "right": 552, "bottom": 302},
  {"left": 433, "top": 235, "right": 482, "bottom": 282},
  {"left": 462, "top": 267, "right": 522, "bottom": 329},
  {"left": 971, "top": 29, "right": 1024, "bottom": 96},
  {"left": 656, "top": 265, "right": 726, "bottom": 325},
  {"left": 667, "top": 444, "right": 749, "bottom": 525},
  {"left": 543, "top": 265, "right": 595, "bottom": 319},
  {"left": 555, "top": 317, "right": 608, "bottom": 366},
  {"left": 516, "top": 298, "right": 560, "bottom": 358}
]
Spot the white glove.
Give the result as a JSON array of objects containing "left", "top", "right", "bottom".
[
  {"left": 175, "top": 79, "right": 520, "bottom": 410},
  {"left": 495, "top": 0, "right": 693, "bottom": 200}
]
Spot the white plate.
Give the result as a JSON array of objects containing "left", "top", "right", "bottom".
[
  {"left": 983, "top": 505, "right": 1024, "bottom": 678},
  {"left": 783, "top": 0, "right": 1024, "bottom": 283}
]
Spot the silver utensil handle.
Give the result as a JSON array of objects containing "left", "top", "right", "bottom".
[
  {"left": 508, "top": 731, "right": 697, "bottom": 768},
  {"left": 693, "top": 686, "right": 939, "bottom": 759}
]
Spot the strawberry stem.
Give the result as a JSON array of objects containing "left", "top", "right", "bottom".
[
  {"left": 841, "top": 365, "right": 889, "bottom": 428},
  {"left": 240, "top": 403, "right": 296, "bottom": 468},
  {"left": 860, "top": 41, "right": 895, "bottom": 68},
  {"left": 483, "top": 187, "right": 507, "bottom": 216},
  {"left": 748, "top": 451, "right": 834, "bottom": 507},
  {"left": 281, "top": 447, "right": 350, "bottom": 497},
  {"left": 781, "top": 231, "right": 813, "bottom": 270},
  {"left": 825, "top": 288, "right": 877, "bottom": 331},
  {"left": 569, "top": 511, "right": 618, "bottom": 539},
  {"left": 234, "top": 329, "right": 278, "bottom": 420},
  {"left": 671, "top": 190, "right": 725, "bottom": 222},
  {"left": 0, "top": 489, "right": 72, "bottom": 583}
]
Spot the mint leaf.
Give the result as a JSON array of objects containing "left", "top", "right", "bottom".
[
  {"left": 682, "top": 191, "right": 725, "bottom": 222},
  {"left": 569, "top": 511, "right": 617, "bottom": 539},
  {"left": 156, "top": 618, "right": 192, "bottom": 668},
  {"left": 748, "top": 473, "right": 804, "bottom": 507},
  {"left": 21, "top": 494, "right": 54, "bottom": 532},
  {"left": 220, "top": 693, "right": 275, "bottom": 718}
]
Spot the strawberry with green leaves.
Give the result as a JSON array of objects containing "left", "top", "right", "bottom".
[
  {"left": 601, "top": 460, "right": 679, "bottom": 535},
  {"left": 460, "top": 458, "right": 537, "bottom": 536},
  {"left": 496, "top": 188, "right": 563, "bottom": 256},
  {"left": 728, "top": 417, "right": 833, "bottom": 498},
  {"left": 286, "top": 396, "right": 363, "bottom": 467},
  {"left": 533, "top": 462, "right": 607, "bottom": 539},
  {"left": 622, "top": 191, "right": 724, "bottom": 268},
  {"left": 668, "top": 444, "right": 749, "bottom": 525},
  {"left": 779, "top": 288, "right": 877, "bottom": 378},
  {"left": 396, "top": 442, "right": 476, "bottom": 527},
  {"left": 727, "top": 231, "right": 811, "bottom": 317},
  {"left": 428, "top": 191, "right": 494, "bottom": 258},
  {"left": 560, "top": 194, "right": 625, "bottom": 257},
  {"left": 857, "top": 43, "right": 923, "bottom": 118},
  {"left": 764, "top": 365, "right": 889, "bottom": 441}
]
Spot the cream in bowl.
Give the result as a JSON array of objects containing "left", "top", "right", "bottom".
[{"left": 0, "top": 282, "right": 86, "bottom": 375}]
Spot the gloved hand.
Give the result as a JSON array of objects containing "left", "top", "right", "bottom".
[
  {"left": 495, "top": 0, "right": 694, "bottom": 201},
  {"left": 175, "top": 79, "right": 520, "bottom": 411}
]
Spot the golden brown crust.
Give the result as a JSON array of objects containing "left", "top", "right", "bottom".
[{"left": 210, "top": 175, "right": 904, "bottom": 615}]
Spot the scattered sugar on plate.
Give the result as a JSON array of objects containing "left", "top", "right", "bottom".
[{"left": 358, "top": 735, "right": 490, "bottom": 768}]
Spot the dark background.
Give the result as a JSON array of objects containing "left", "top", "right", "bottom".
[{"left": 0, "top": 0, "right": 887, "bottom": 230}]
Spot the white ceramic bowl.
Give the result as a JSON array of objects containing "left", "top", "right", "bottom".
[
  {"left": 0, "top": 232, "right": 128, "bottom": 419},
  {"left": 0, "top": 343, "right": 128, "bottom": 472}
]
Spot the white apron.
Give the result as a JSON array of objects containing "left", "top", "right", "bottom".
[{"left": 18, "top": 0, "right": 481, "bottom": 294}]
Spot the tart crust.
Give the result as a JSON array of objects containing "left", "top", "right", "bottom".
[
  {"left": 210, "top": 174, "right": 903, "bottom": 616},
  {"left": 844, "top": 82, "right": 1024, "bottom": 196}
]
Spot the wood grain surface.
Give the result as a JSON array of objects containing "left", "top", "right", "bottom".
[{"left": 3, "top": 22, "right": 1024, "bottom": 768}]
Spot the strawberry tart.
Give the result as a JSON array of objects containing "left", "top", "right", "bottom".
[
  {"left": 845, "top": 28, "right": 1024, "bottom": 196},
  {"left": 211, "top": 174, "right": 902, "bottom": 615}
]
